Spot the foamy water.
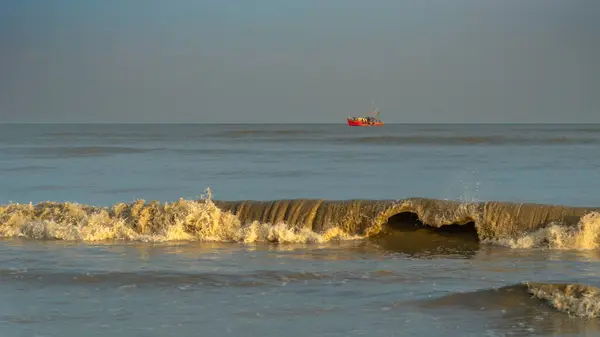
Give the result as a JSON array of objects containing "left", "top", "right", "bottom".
[
  {"left": 0, "top": 189, "right": 360, "bottom": 243},
  {"left": 2, "top": 123, "right": 600, "bottom": 337}
]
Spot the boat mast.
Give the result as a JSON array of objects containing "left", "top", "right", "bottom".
[{"left": 370, "top": 100, "right": 379, "bottom": 116}]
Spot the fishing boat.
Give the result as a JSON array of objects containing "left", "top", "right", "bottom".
[{"left": 346, "top": 107, "right": 384, "bottom": 126}]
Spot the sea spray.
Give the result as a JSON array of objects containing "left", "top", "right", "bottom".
[
  {"left": 0, "top": 189, "right": 359, "bottom": 243},
  {"left": 492, "top": 212, "right": 600, "bottom": 249}
]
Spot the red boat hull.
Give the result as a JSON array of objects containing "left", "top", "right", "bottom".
[{"left": 347, "top": 118, "right": 384, "bottom": 127}]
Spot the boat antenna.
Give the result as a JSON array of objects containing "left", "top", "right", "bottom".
[{"left": 370, "top": 99, "right": 379, "bottom": 116}]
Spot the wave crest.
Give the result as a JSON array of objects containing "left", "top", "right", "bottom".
[
  {"left": 423, "top": 282, "right": 600, "bottom": 320},
  {"left": 1, "top": 189, "right": 599, "bottom": 249},
  {"left": 0, "top": 189, "right": 357, "bottom": 243},
  {"left": 527, "top": 282, "right": 600, "bottom": 319},
  {"left": 493, "top": 212, "right": 600, "bottom": 249}
]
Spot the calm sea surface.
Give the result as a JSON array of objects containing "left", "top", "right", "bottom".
[{"left": 1, "top": 123, "right": 600, "bottom": 336}]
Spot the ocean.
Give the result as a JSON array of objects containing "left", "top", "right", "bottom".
[{"left": 1, "top": 123, "right": 600, "bottom": 336}]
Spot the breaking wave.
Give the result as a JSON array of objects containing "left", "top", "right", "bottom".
[
  {"left": 527, "top": 282, "right": 600, "bottom": 319},
  {"left": 1, "top": 188, "right": 600, "bottom": 249},
  {"left": 0, "top": 189, "right": 356, "bottom": 243},
  {"left": 423, "top": 282, "right": 600, "bottom": 320}
]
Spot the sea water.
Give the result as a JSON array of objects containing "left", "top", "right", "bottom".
[{"left": 1, "top": 123, "right": 600, "bottom": 336}]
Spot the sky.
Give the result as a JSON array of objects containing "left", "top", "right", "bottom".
[{"left": 1, "top": 0, "right": 599, "bottom": 123}]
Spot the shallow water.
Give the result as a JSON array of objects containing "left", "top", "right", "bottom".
[{"left": 2, "top": 123, "right": 600, "bottom": 336}]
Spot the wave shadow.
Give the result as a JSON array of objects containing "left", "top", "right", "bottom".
[{"left": 366, "top": 211, "right": 480, "bottom": 258}]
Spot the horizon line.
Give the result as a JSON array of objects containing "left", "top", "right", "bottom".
[{"left": 1, "top": 121, "right": 599, "bottom": 125}]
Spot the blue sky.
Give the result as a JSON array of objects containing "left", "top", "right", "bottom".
[{"left": 1, "top": 0, "right": 599, "bottom": 123}]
